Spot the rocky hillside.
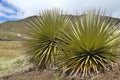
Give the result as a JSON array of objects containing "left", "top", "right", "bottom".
[
  {"left": 0, "top": 15, "right": 119, "bottom": 40},
  {"left": 0, "top": 16, "right": 38, "bottom": 40}
]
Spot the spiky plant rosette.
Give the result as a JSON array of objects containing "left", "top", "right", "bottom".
[
  {"left": 60, "top": 11, "right": 120, "bottom": 77},
  {"left": 25, "top": 9, "right": 71, "bottom": 69}
]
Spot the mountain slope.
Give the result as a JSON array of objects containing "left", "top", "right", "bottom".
[
  {"left": 0, "top": 16, "right": 38, "bottom": 40},
  {"left": 0, "top": 15, "right": 119, "bottom": 40}
]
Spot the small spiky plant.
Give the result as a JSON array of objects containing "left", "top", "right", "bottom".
[
  {"left": 60, "top": 11, "right": 120, "bottom": 78},
  {"left": 25, "top": 9, "right": 71, "bottom": 69}
]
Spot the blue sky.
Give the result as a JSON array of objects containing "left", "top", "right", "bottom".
[
  {"left": 0, "top": 0, "right": 18, "bottom": 23},
  {"left": 0, "top": 0, "right": 120, "bottom": 23}
]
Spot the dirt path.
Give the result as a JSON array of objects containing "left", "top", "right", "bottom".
[
  {"left": 0, "top": 69, "right": 120, "bottom": 80},
  {"left": 0, "top": 61, "right": 120, "bottom": 80},
  {"left": 0, "top": 70, "right": 55, "bottom": 80}
]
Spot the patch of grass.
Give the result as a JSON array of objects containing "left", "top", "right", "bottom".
[
  {"left": 0, "top": 41, "right": 30, "bottom": 76},
  {"left": 0, "top": 55, "right": 29, "bottom": 76},
  {"left": 0, "top": 41, "right": 26, "bottom": 60}
]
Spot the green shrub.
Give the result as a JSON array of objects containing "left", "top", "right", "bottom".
[
  {"left": 59, "top": 11, "right": 120, "bottom": 78},
  {"left": 25, "top": 9, "right": 71, "bottom": 69},
  {"left": 24, "top": 9, "right": 120, "bottom": 79}
]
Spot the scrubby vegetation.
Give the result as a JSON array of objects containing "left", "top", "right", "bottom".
[
  {"left": 0, "top": 41, "right": 29, "bottom": 77},
  {"left": 0, "top": 55, "right": 29, "bottom": 77},
  {"left": 0, "top": 9, "right": 119, "bottom": 80},
  {"left": 24, "top": 9, "right": 71, "bottom": 69},
  {"left": 24, "top": 9, "right": 120, "bottom": 79}
]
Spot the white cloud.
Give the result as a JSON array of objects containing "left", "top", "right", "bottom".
[
  {"left": 2, "top": 0, "right": 120, "bottom": 19},
  {"left": 0, "top": 3, "right": 15, "bottom": 13},
  {"left": 4, "top": 0, "right": 69, "bottom": 19},
  {"left": 0, "top": 3, "right": 17, "bottom": 19},
  {"left": 0, "top": 11, "right": 22, "bottom": 19},
  {"left": 0, "top": 21, "right": 4, "bottom": 24}
]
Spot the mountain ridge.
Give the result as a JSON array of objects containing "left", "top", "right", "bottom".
[{"left": 0, "top": 15, "right": 119, "bottom": 40}]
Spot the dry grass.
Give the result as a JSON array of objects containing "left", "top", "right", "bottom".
[
  {"left": 0, "top": 41, "right": 26, "bottom": 60},
  {"left": 0, "top": 41, "right": 30, "bottom": 76},
  {"left": 0, "top": 56, "right": 29, "bottom": 76}
]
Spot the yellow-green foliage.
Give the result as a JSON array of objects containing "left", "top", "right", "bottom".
[
  {"left": 60, "top": 11, "right": 120, "bottom": 77},
  {"left": 24, "top": 9, "right": 120, "bottom": 79},
  {"left": 25, "top": 9, "right": 71, "bottom": 69}
]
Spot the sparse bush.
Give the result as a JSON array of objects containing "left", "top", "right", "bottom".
[{"left": 0, "top": 55, "right": 29, "bottom": 76}]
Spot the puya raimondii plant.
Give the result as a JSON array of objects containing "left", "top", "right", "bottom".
[
  {"left": 59, "top": 10, "right": 120, "bottom": 78},
  {"left": 25, "top": 9, "right": 71, "bottom": 69},
  {"left": 25, "top": 9, "right": 120, "bottom": 79}
]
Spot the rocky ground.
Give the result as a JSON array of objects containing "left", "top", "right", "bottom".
[{"left": 0, "top": 60, "right": 120, "bottom": 80}]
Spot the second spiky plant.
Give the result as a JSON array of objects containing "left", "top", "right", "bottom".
[{"left": 59, "top": 11, "right": 120, "bottom": 78}]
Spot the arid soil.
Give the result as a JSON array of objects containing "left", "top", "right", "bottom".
[
  {"left": 0, "top": 70, "right": 55, "bottom": 80},
  {"left": 0, "top": 61, "right": 120, "bottom": 80}
]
